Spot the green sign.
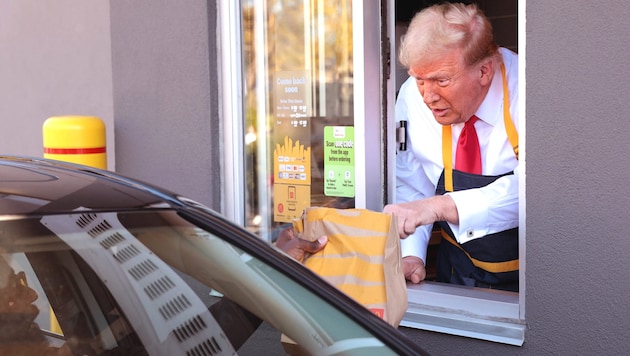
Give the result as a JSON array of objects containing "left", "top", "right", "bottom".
[{"left": 324, "top": 126, "right": 355, "bottom": 197}]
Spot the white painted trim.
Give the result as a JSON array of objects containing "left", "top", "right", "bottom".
[
  {"left": 517, "top": 0, "right": 527, "bottom": 319},
  {"left": 352, "top": 2, "right": 367, "bottom": 209},
  {"left": 218, "top": 0, "right": 245, "bottom": 225},
  {"left": 354, "top": 0, "right": 385, "bottom": 210},
  {"left": 402, "top": 282, "right": 525, "bottom": 346}
]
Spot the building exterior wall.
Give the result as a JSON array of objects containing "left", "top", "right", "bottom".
[
  {"left": 1, "top": 1, "right": 629, "bottom": 354},
  {"left": 0, "top": 0, "right": 115, "bottom": 169},
  {"left": 109, "top": 0, "right": 222, "bottom": 211}
]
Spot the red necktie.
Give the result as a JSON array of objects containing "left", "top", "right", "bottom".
[{"left": 455, "top": 116, "right": 482, "bottom": 174}]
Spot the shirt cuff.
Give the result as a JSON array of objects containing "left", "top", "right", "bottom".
[
  {"left": 400, "top": 225, "right": 431, "bottom": 263},
  {"left": 445, "top": 189, "right": 489, "bottom": 244}
]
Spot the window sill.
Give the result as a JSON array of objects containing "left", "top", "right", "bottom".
[{"left": 400, "top": 281, "right": 526, "bottom": 346}]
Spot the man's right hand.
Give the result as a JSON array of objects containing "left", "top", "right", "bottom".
[
  {"left": 275, "top": 227, "right": 328, "bottom": 263},
  {"left": 402, "top": 256, "right": 426, "bottom": 283},
  {"left": 383, "top": 195, "right": 459, "bottom": 238}
]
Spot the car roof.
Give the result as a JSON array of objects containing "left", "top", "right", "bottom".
[{"left": 0, "top": 156, "right": 181, "bottom": 215}]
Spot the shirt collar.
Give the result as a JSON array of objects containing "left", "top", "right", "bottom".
[{"left": 474, "top": 63, "right": 504, "bottom": 127}]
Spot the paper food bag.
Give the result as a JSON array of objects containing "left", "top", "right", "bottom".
[{"left": 293, "top": 207, "right": 407, "bottom": 327}]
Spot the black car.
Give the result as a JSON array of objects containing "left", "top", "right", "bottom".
[{"left": 0, "top": 156, "right": 427, "bottom": 355}]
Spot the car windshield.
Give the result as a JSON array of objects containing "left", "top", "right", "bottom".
[{"left": 0, "top": 209, "right": 396, "bottom": 355}]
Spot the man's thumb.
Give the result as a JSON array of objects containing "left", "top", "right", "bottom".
[{"left": 311, "top": 235, "right": 328, "bottom": 252}]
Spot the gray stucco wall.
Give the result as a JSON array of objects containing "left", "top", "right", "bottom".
[
  {"left": 526, "top": 0, "right": 630, "bottom": 353},
  {"left": 1, "top": 0, "right": 629, "bottom": 354},
  {"left": 109, "top": 0, "right": 222, "bottom": 211},
  {"left": 0, "top": 0, "right": 115, "bottom": 169}
]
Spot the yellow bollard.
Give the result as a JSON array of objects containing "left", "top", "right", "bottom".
[
  {"left": 42, "top": 115, "right": 107, "bottom": 333},
  {"left": 42, "top": 116, "right": 107, "bottom": 169}
]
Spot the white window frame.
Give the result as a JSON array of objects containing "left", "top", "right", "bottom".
[
  {"left": 219, "top": 0, "right": 386, "bottom": 224},
  {"left": 218, "top": 0, "right": 527, "bottom": 346},
  {"left": 218, "top": 0, "right": 246, "bottom": 225}
]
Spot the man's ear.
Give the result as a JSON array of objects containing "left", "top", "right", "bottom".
[{"left": 479, "top": 58, "right": 494, "bottom": 86}]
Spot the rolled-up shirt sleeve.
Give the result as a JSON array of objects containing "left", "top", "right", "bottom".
[{"left": 446, "top": 165, "right": 519, "bottom": 244}]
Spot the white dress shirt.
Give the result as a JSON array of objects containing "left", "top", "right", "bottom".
[{"left": 395, "top": 48, "right": 520, "bottom": 263}]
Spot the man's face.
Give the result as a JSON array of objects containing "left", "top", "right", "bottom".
[{"left": 409, "top": 49, "right": 492, "bottom": 126}]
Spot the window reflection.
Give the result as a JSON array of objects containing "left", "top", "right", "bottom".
[{"left": 242, "top": 0, "right": 355, "bottom": 239}]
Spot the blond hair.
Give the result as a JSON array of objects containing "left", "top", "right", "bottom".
[{"left": 399, "top": 3, "right": 498, "bottom": 69}]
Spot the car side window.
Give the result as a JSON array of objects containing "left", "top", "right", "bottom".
[
  {"left": 1, "top": 251, "right": 147, "bottom": 355},
  {"left": 1, "top": 210, "right": 416, "bottom": 355}
]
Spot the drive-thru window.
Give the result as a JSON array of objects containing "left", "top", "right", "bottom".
[{"left": 219, "top": 0, "right": 525, "bottom": 345}]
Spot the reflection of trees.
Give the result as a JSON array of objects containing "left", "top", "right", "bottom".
[
  {"left": 242, "top": 5, "right": 259, "bottom": 229},
  {"left": 243, "top": 0, "right": 353, "bottom": 120},
  {"left": 242, "top": 1, "right": 354, "bottom": 229}
]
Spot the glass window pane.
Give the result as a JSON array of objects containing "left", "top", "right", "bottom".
[{"left": 241, "top": 0, "right": 355, "bottom": 239}]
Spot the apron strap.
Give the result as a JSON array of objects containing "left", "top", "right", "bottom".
[
  {"left": 441, "top": 62, "right": 518, "bottom": 192},
  {"left": 501, "top": 63, "right": 519, "bottom": 159},
  {"left": 440, "top": 230, "right": 519, "bottom": 273},
  {"left": 442, "top": 125, "right": 454, "bottom": 192}
]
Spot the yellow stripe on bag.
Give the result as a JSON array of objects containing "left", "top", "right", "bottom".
[
  {"left": 304, "top": 208, "right": 391, "bottom": 234},
  {"left": 305, "top": 255, "right": 385, "bottom": 283},
  {"left": 337, "top": 284, "right": 387, "bottom": 304},
  {"left": 306, "top": 250, "right": 384, "bottom": 264},
  {"left": 308, "top": 265, "right": 386, "bottom": 303},
  {"left": 303, "top": 258, "right": 387, "bottom": 303},
  {"left": 320, "top": 234, "right": 386, "bottom": 257}
]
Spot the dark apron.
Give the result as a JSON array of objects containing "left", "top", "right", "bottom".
[
  {"left": 432, "top": 62, "right": 519, "bottom": 291},
  {"left": 435, "top": 169, "right": 519, "bottom": 291}
]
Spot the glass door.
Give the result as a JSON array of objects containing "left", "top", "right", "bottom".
[{"left": 220, "top": 0, "right": 390, "bottom": 241}]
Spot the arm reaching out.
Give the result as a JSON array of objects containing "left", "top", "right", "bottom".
[
  {"left": 275, "top": 227, "right": 328, "bottom": 263},
  {"left": 384, "top": 195, "right": 459, "bottom": 238}
]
